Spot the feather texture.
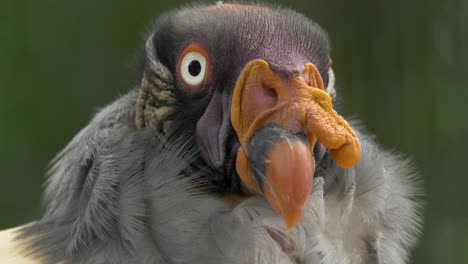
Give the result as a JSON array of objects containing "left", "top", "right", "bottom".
[
  {"left": 14, "top": 90, "right": 422, "bottom": 264},
  {"left": 10, "top": 4, "right": 423, "bottom": 262}
]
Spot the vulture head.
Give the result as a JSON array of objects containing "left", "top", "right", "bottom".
[
  {"left": 136, "top": 2, "right": 360, "bottom": 229},
  {"left": 0, "top": 2, "right": 422, "bottom": 264}
]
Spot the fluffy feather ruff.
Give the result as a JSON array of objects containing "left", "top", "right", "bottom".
[{"left": 17, "top": 90, "right": 422, "bottom": 263}]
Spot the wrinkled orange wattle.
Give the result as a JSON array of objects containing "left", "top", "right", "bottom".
[{"left": 231, "top": 59, "right": 361, "bottom": 230}]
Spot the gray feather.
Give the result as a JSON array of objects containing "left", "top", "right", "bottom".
[{"left": 17, "top": 89, "right": 423, "bottom": 263}]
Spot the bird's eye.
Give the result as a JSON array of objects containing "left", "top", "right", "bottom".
[
  {"left": 180, "top": 52, "right": 207, "bottom": 86},
  {"left": 177, "top": 42, "right": 211, "bottom": 91}
]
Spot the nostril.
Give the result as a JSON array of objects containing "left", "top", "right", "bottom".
[
  {"left": 261, "top": 80, "right": 279, "bottom": 108},
  {"left": 266, "top": 87, "right": 278, "bottom": 106}
]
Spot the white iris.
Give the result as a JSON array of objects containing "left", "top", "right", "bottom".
[{"left": 180, "top": 51, "right": 207, "bottom": 86}]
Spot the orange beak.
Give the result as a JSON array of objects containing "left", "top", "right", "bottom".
[{"left": 231, "top": 60, "right": 361, "bottom": 231}]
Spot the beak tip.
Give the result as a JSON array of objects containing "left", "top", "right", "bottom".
[
  {"left": 283, "top": 211, "right": 303, "bottom": 232},
  {"left": 263, "top": 184, "right": 307, "bottom": 232}
]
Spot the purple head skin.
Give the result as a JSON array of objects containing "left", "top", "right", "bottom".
[{"left": 150, "top": 3, "right": 331, "bottom": 192}]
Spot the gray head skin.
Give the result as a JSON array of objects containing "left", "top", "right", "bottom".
[{"left": 17, "top": 2, "right": 423, "bottom": 264}]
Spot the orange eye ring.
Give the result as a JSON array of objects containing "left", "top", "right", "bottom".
[{"left": 177, "top": 42, "right": 212, "bottom": 92}]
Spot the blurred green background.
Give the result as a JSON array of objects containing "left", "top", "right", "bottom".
[{"left": 0, "top": 0, "right": 466, "bottom": 263}]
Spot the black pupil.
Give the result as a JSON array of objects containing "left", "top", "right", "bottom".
[{"left": 188, "top": 60, "right": 202, "bottom": 77}]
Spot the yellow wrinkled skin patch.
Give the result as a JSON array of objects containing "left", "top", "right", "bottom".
[{"left": 231, "top": 59, "right": 361, "bottom": 171}]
